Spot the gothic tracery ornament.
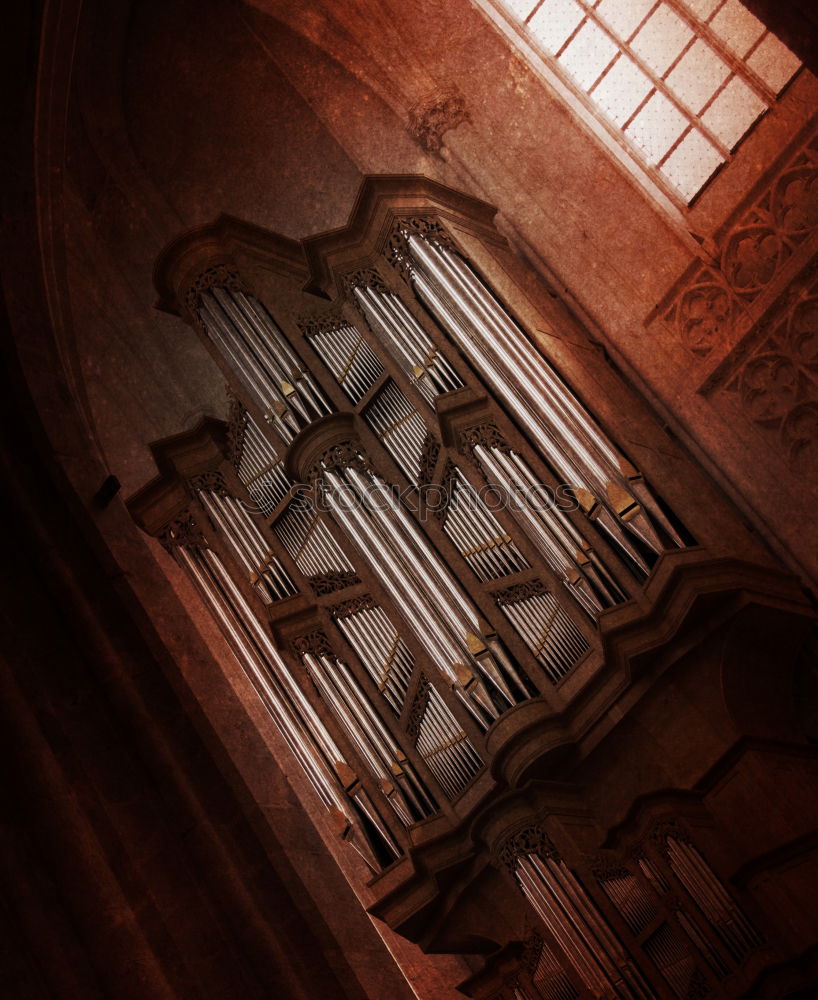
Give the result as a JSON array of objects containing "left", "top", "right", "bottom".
[
  {"left": 304, "top": 440, "right": 371, "bottom": 486},
  {"left": 297, "top": 313, "right": 349, "bottom": 338},
  {"left": 387, "top": 216, "right": 456, "bottom": 277},
  {"left": 307, "top": 571, "right": 362, "bottom": 597},
  {"left": 189, "top": 471, "right": 229, "bottom": 496},
  {"left": 417, "top": 432, "right": 441, "bottom": 487},
  {"left": 406, "top": 675, "right": 431, "bottom": 742},
  {"left": 226, "top": 391, "right": 248, "bottom": 469},
  {"left": 342, "top": 267, "right": 390, "bottom": 297},
  {"left": 460, "top": 423, "right": 513, "bottom": 456}
]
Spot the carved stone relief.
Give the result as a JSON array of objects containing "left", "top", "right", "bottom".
[
  {"left": 724, "top": 260, "right": 818, "bottom": 473},
  {"left": 660, "top": 130, "right": 818, "bottom": 361},
  {"left": 407, "top": 88, "right": 470, "bottom": 153}
]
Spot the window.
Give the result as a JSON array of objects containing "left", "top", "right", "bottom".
[{"left": 491, "top": 0, "right": 801, "bottom": 202}]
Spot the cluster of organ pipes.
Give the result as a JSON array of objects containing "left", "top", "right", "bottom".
[
  {"left": 303, "top": 319, "right": 383, "bottom": 404},
  {"left": 441, "top": 466, "right": 530, "bottom": 582},
  {"left": 297, "top": 648, "right": 438, "bottom": 823},
  {"left": 320, "top": 462, "right": 533, "bottom": 727},
  {"left": 363, "top": 380, "right": 428, "bottom": 484},
  {"left": 495, "top": 585, "right": 589, "bottom": 684},
  {"left": 332, "top": 602, "right": 415, "bottom": 713},
  {"left": 394, "top": 229, "right": 685, "bottom": 576},
  {"left": 163, "top": 214, "right": 694, "bottom": 873},
  {"left": 231, "top": 409, "right": 292, "bottom": 515},
  {"left": 198, "top": 286, "right": 332, "bottom": 440},
  {"left": 473, "top": 442, "right": 625, "bottom": 614},
  {"left": 196, "top": 486, "right": 296, "bottom": 603},
  {"left": 515, "top": 853, "right": 655, "bottom": 1000},
  {"left": 351, "top": 282, "right": 463, "bottom": 404},
  {"left": 174, "top": 543, "right": 399, "bottom": 872},
  {"left": 410, "top": 682, "right": 483, "bottom": 799},
  {"left": 273, "top": 501, "right": 357, "bottom": 587}
]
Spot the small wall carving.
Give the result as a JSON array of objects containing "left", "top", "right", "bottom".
[{"left": 407, "top": 88, "right": 470, "bottom": 153}]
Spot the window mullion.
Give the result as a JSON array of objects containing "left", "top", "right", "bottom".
[
  {"left": 571, "top": 0, "right": 731, "bottom": 158},
  {"left": 661, "top": 0, "right": 777, "bottom": 104}
]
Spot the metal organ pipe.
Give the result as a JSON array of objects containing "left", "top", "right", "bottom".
[
  {"left": 173, "top": 544, "right": 400, "bottom": 871},
  {"left": 403, "top": 233, "right": 684, "bottom": 567},
  {"left": 354, "top": 285, "right": 463, "bottom": 404},
  {"left": 307, "top": 321, "right": 384, "bottom": 404},
  {"left": 197, "top": 287, "right": 332, "bottom": 440}
]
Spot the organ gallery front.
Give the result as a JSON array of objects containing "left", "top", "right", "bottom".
[{"left": 128, "top": 176, "right": 818, "bottom": 1000}]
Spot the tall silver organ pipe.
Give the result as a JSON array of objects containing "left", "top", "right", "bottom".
[
  {"left": 274, "top": 502, "right": 357, "bottom": 587},
  {"left": 364, "top": 380, "right": 428, "bottom": 484},
  {"left": 321, "top": 463, "right": 529, "bottom": 726},
  {"left": 197, "top": 286, "right": 332, "bottom": 440},
  {"left": 516, "top": 853, "right": 654, "bottom": 1000},
  {"left": 173, "top": 544, "right": 397, "bottom": 871},
  {"left": 353, "top": 284, "right": 463, "bottom": 405},
  {"left": 474, "top": 443, "right": 623, "bottom": 614},
  {"left": 441, "top": 467, "right": 529, "bottom": 582},
  {"left": 305, "top": 319, "right": 384, "bottom": 404},
  {"left": 402, "top": 232, "right": 684, "bottom": 568},
  {"left": 332, "top": 601, "right": 415, "bottom": 714},
  {"left": 493, "top": 582, "right": 589, "bottom": 684},
  {"left": 410, "top": 680, "right": 483, "bottom": 799},
  {"left": 299, "top": 650, "right": 437, "bottom": 823},
  {"left": 196, "top": 488, "right": 297, "bottom": 603},
  {"left": 664, "top": 837, "right": 762, "bottom": 963},
  {"left": 233, "top": 411, "right": 292, "bottom": 515}
]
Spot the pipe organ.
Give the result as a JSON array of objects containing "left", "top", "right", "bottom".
[{"left": 130, "top": 179, "right": 807, "bottom": 1000}]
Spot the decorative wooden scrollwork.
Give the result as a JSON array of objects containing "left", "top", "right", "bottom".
[
  {"left": 492, "top": 579, "right": 548, "bottom": 606},
  {"left": 159, "top": 511, "right": 208, "bottom": 551},
  {"left": 590, "top": 855, "right": 633, "bottom": 882},
  {"left": 292, "top": 628, "right": 335, "bottom": 659},
  {"left": 189, "top": 471, "right": 229, "bottom": 495},
  {"left": 406, "top": 674, "right": 431, "bottom": 742},
  {"left": 303, "top": 440, "right": 371, "bottom": 486},
  {"left": 297, "top": 313, "right": 349, "bottom": 337},
  {"left": 388, "top": 215, "right": 457, "bottom": 276},
  {"left": 328, "top": 594, "right": 377, "bottom": 619},
  {"left": 342, "top": 267, "right": 390, "bottom": 297},
  {"left": 460, "top": 423, "right": 513, "bottom": 455},
  {"left": 497, "top": 824, "right": 558, "bottom": 871},
  {"left": 184, "top": 264, "right": 245, "bottom": 326},
  {"left": 307, "top": 571, "right": 361, "bottom": 597},
  {"left": 226, "top": 390, "right": 248, "bottom": 470},
  {"left": 417, "top": 432, "right": 441, "bottom": 487}
]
